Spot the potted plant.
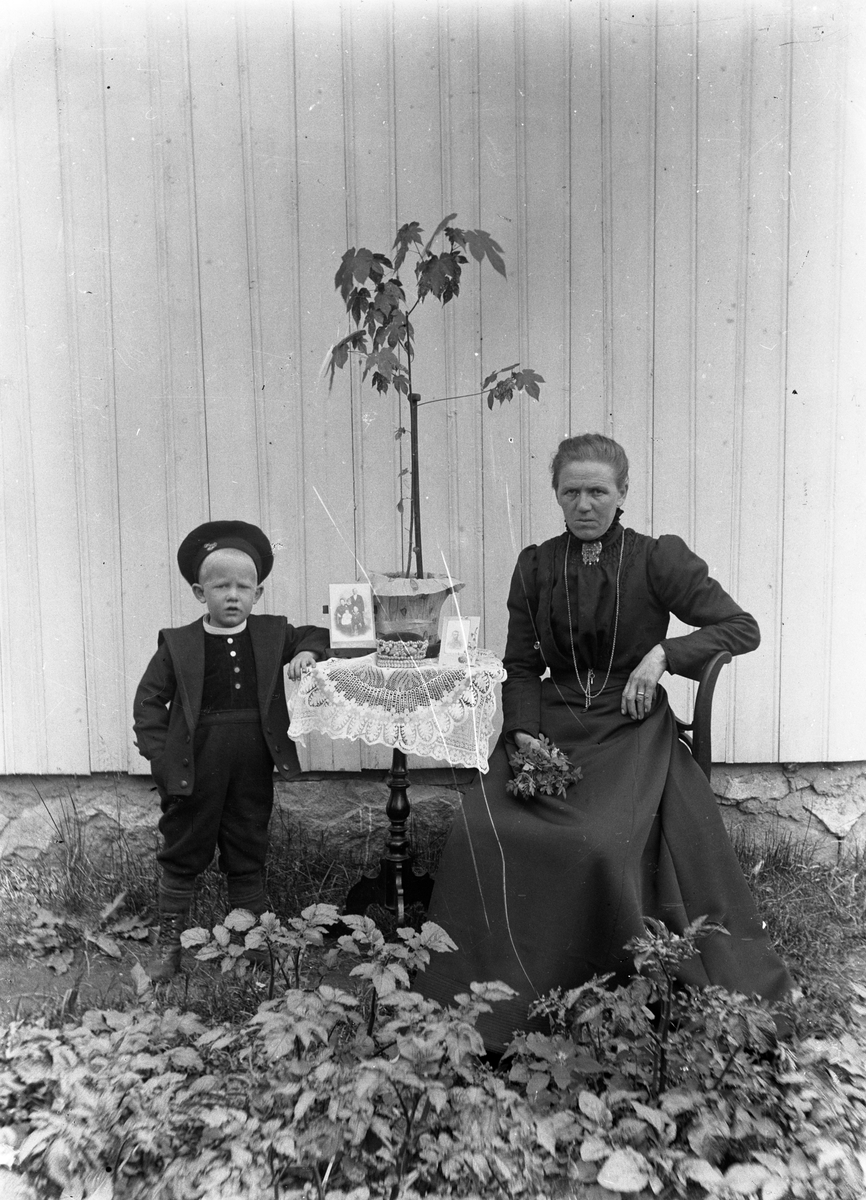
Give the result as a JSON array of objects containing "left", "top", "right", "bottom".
[{"left": 324, "top": 214, "right": 543, "bottom": 658}]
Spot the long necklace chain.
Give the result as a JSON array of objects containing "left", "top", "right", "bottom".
[{"left": 564, "top": 530, "right": 625, "bottom": 709}]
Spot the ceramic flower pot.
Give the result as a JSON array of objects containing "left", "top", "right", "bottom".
[{"left": 369, "top": 572, "right": 464, "bottom": 659}]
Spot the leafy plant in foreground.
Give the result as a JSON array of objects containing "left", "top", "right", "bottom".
[
  {"left": 3, "top": 913, "right": 866, "bottom": 1198},
  {"left": 505, "top": 916, "right": 866, "bottom": 1198},
  {"left": 16, "top": 893, "right": 151, "bottom": 975},
  {"left": 4, "top": 919, "right": 548, "bottom": 1199}
]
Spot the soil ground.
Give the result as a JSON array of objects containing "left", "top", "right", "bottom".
[
  {"left": 0, "top": 939, "right": 358, "bottom": 1025},
  {"left": 0, "top": 950, "right": 138, "bottom": 1022}
]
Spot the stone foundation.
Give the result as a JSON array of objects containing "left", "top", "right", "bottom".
[
  {"left": 712, "top": 762, "right": 866, "bottom": 855},
  {"left": 0, "top": 771, "right": 468, "bottom": 873},
  {"left": 1, "top": 762, "right": 865, "bottom": 871}
]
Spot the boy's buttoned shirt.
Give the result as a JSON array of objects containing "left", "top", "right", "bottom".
[{"left": 133, "top": 613, "right": 328, "bottom": 795}]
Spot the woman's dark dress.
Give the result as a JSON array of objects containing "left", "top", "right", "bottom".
[{"left": 418, "top": 520, "right": 792, "bottom": 1050}]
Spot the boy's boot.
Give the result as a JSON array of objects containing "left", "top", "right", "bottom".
[
  {"left": 147, "top": 876, "right": 195, "bottom": 982},
  {"left": 227, "top": 874, "right": 271, "bottom": 966}
]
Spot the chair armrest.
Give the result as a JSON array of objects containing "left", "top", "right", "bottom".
[{"left": 686, "top": 651, "right": 732, "bottom": 780}]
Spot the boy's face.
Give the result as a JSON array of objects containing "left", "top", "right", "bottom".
[{"left": 192, "top": 549, "right": 263, "bottom": 627}]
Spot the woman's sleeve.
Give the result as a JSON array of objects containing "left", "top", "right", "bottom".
[
  {"left": 502, "top": 545, "right": 547, "bottom": 737},
  {"left": 649, "top": 535, "right": 761, "bottom": 681}
]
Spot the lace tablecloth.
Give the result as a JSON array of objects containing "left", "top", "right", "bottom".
[{"left": 288, "top": 650, "right": 506, "bottom": 771}]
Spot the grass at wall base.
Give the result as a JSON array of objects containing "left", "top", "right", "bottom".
[
  {"left": 2, "top": 824, "right": 866, "bottom": 1199},
  {"left": 324, "top": 216, "right": 544, "bottom": 654}
]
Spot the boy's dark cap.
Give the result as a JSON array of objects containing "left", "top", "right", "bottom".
[{"left": 177, "top": 521, "right": 273, "bottom": 584}]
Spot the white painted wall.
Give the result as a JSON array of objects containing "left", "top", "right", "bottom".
[{"left": 1, "top": 0, "right": 863, "bottom": 772}]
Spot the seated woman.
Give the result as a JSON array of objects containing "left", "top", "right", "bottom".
[{"left": 418, "top": 433, "right": 792, "bottom": 1051}]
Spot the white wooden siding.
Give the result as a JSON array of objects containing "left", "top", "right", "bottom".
[{"left": 1, "top": 0, "right": 863, "bottom": 773}]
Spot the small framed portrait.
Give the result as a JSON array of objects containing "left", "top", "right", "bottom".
[
  {"left": 438, "top": 616, "right": 480, "bottom": 667},
  {"left": 328, "top": 582, "right": 376, "bottom": 649}
]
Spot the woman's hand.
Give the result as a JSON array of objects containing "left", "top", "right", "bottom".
[
  {"left": 621, "top": 645, "right": 667, "bottom": 721},
  {"left": 508, "top": 730, "right": 547, "bottom": 767},
  {"left": 287, "top": 651, "right": 318, "bottom": 680}
]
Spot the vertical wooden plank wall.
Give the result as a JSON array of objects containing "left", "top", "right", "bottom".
[
  {"left": 1, "top": 0, "right": 863, "bottom": 773},
  {"left": 691, "top": 0, "right": 752, "bottom": 755},
  {"left": 830, "top": 4, "right": 866, "bottom": 760},
  {"left": 604, "top": 3, "right": 656, "bottom": 535},
  {"left": 287, "top": 0, "right": 364, "bottom": 771},
  {"left": 56, "top": 3, "right": 130, "bottom": 771},
  {"left": 1, "top": 2, "right": 90, "bottom": 772},
  {"left": 726, "top": 4, "right": 792, "bottom": 761}
]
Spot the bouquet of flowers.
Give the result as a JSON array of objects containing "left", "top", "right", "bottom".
[{"left": 505, "top": 734, "right": 582, "bottom": 799}]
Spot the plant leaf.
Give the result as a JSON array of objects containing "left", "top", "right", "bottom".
[
  {"left": 334, "top": 248, "right": 391, "bottom": 302},
  {"left": 467, "top": 979, "right": 517, "bottom": 1002},
  {"left": 722, "top": 1163, "right": 771, "bottom": 1194},
  {"left": 596, "top": 1147, "right": 651, "bottom": 1193},
  {"left": 362, "top": 347, "right": 403, "bottom": 389},
  {"left": 761, "top": 1176, "right": 791, "bottom": 1200},
  {"left": 401, "top": 921, "right": 458, "bottom": 954},
  {"left": 98, "top": 891, "right": 127, "bottom": 925},
  {"left": 535, "top": 1115, "right": 562, "bottom": 1156},
  {"left": 393, "top": 220, "right": 424, "bottom": 270},
  {"left": 422, "top": 212, "right": 458, "bottom": 254},
  {"left": 224, "top": 909, "right": 257, "bottom": 932},
  {"left": 181, "top": 926, "right": 212, "bottom": 948},
  {"left": 481, "top": 363, "right": 519, "bottom": 389},
  {"left": 130, "top": 961, "right": 153, "bottom": 997},
  {"left": 682, "top": 1157, "right": 725, "bottom": 1187},
  {"left": 416, "top": 250, "right": 466, "bottom": 304},
  {"left": 167, "top": 1045, "right": 205, "bottom": 1072},
  {"left": 515, "top": 367, "right": 545, "bottom": 400},
  {"left": 347, "top": 285, "right": 371, "bottom": 324},
  {"left": 464, "top": 228, "right": 507, "bottom": 277},
  {"left": 45, "top": 948, "right": 74, "bottom": 974},
  {"left": 580, "top": 1135, "right": 610, "bottom": 1162},
  {"left": 87, "top": 932, "right": 122, "bottom": 958},
  {"left": 324, "top": 330, "right": 369, "bottom": 389},
  {"left": 578, "top": 1090, "right": 609, "bottom": 1124}
]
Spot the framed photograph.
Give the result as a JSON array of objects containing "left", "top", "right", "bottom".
[
  {"left": 438, "top": 616, "right": 480, "bottom": 667},
  {"left": 328, "top": 582, "right": 376, "bottom": 649}
]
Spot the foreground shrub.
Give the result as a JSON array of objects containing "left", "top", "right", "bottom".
[
  {"left": 506, "top": 918, "right": 866, "bottom": 1199},
  {"left": 2, "top": 911, "right": 865, "bottom": 1199}
]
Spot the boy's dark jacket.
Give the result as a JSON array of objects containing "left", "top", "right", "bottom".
[{"left": 133, "top": 614, "right": 328, "bottom": 796}]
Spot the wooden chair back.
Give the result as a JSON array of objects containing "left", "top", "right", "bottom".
[{"left": 674, "top": 651, "right": 732, "bottom": 780}]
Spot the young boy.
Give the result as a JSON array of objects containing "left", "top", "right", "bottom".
[{"left": 133, "top": 520, "right": 329, "bottom": 980}]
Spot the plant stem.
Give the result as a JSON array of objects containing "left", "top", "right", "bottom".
[
  {"left": 651, "top": 970, "right": 674, "bottom": 1099},
  {"left": 711, "top": 1043, "right": 743, "bottom": 1092},
  {"left": 415, "top": 389, "right": 484, "bottom": 406},
  {"left": 310, "top": 1162, "right": 325, "bottom": 1200},
  {"left": 366, "top": 985, "right": 379, "bottom": 1038},
  {"left": 408, "top": 393, "right": 423, "bottom": 578},
  {"left": 391, "top": 1088, "right": 426, "bottom": 1200}
]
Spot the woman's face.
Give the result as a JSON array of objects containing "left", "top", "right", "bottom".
[{"left": 555, "top": 460, "right": 627, "bottom": 541}]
